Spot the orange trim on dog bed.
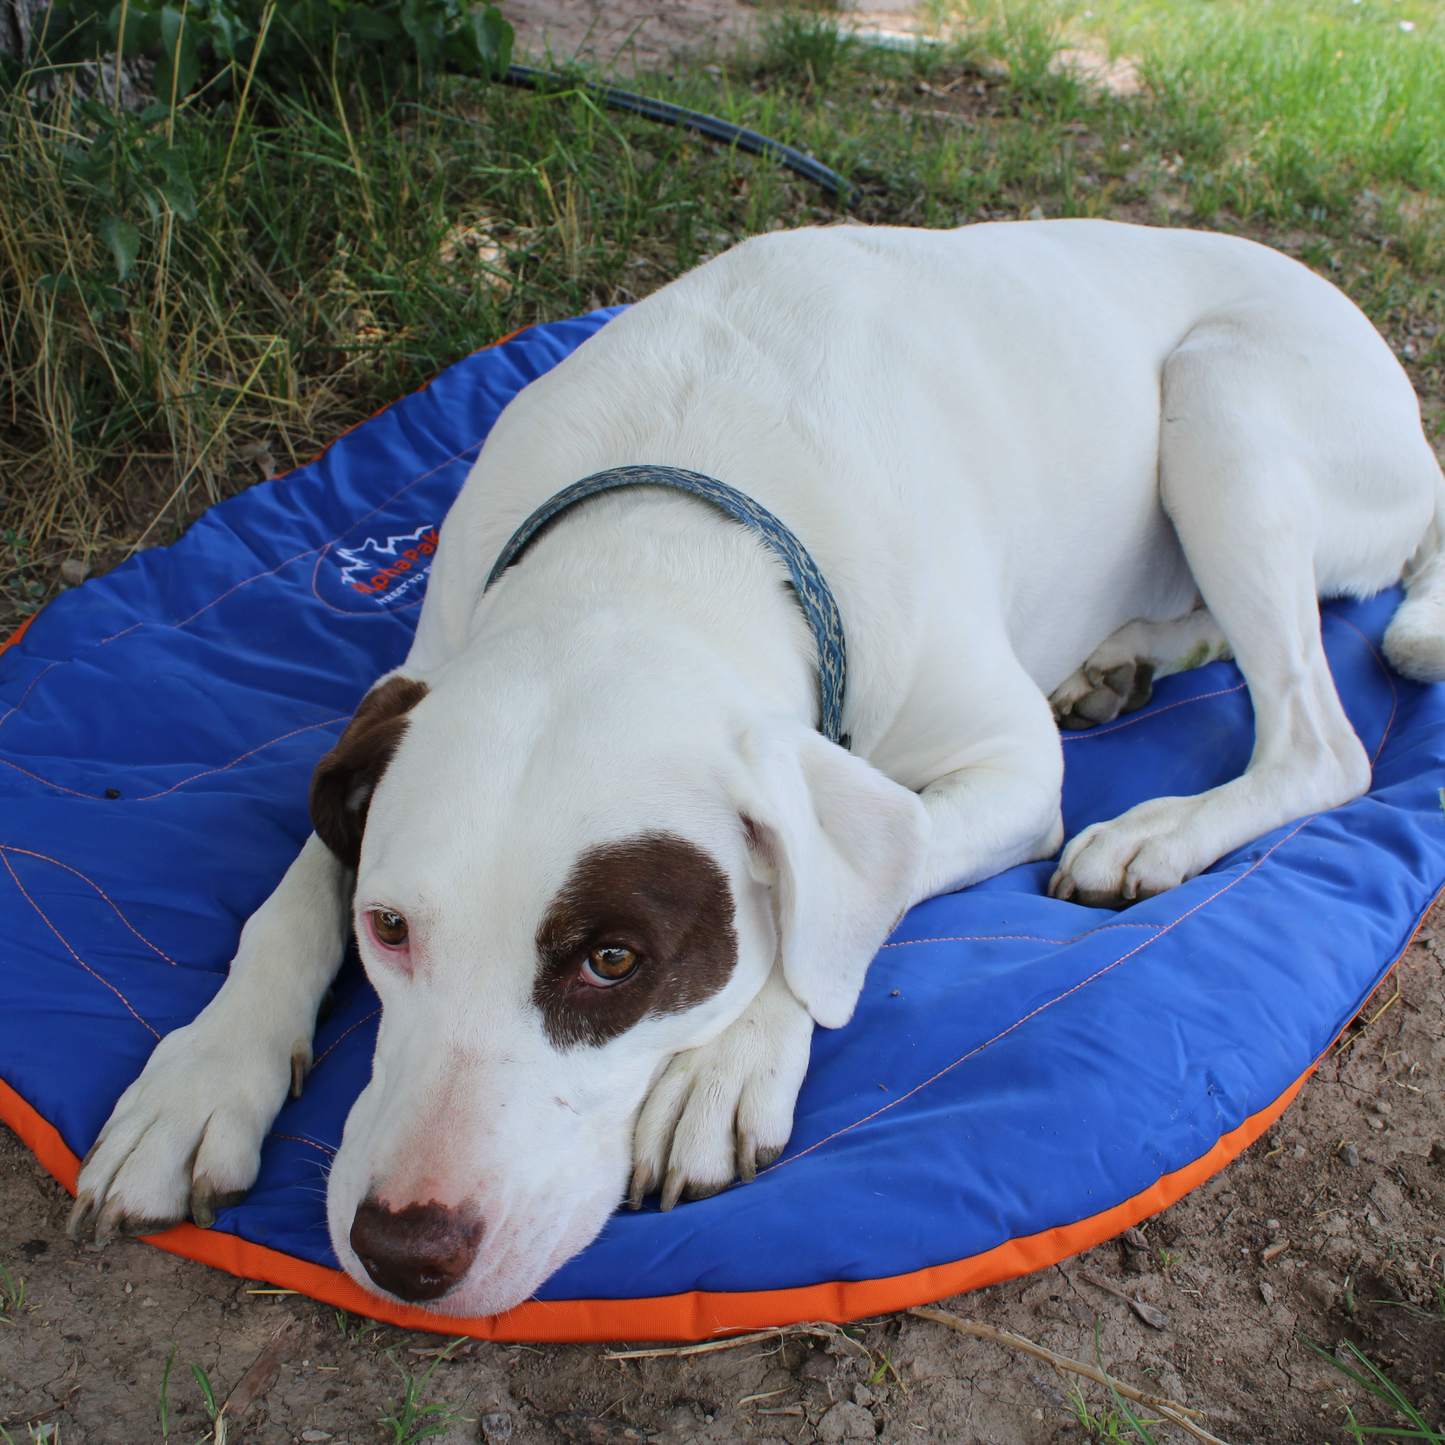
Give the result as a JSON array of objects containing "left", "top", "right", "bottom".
[
  {"left": 0, "top": 1058, "right": 1308, "bottom": 1342},
  {"left": 0, "top": 614, "right": 35, "bottom": 657}
]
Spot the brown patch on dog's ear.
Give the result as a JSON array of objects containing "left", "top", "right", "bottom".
[{"left": 310, "top": 676, "right": 428, "bottom": 868}]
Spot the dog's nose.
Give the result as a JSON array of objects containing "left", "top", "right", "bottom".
[{"left": 349, "top": 1196, "right": 483, "bottom": 1302}]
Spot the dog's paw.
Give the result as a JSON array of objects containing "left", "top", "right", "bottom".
[
  {"left": 1047, "top": 796, "right": 1201, "bottom": 909},
  {"left": 628, "top": 973, "right": 813, "bottom": 1211},
  {"left": 67, "top": 1014, "right": 304, "bottom": 1243},
  {"left": 1049, "top": 657, "right": 1154, "bottom": 730}
]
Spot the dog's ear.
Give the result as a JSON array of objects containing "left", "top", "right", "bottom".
[
  {"left": 310, "top": 675, "right": 429, "bottom": 868},
  {"left": 736, "top": 726, "right": 930, "bottom": 1029}
]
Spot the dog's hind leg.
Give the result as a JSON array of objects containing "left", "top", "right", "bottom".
[
  {"left": 1050, "top": 301, "right": 1435, "bottom": 909},
  {"left": 1049, "top": 607, "right": 1231, "bottom": 729},
  {"left": 67, "top": 833, "right": 350, "bottom": 1242},
  {"left": 1384, "top": 477, "right": 1445, "bottom": 682}
]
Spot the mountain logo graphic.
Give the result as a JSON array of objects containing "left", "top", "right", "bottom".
[{"left": 335, "top": 523, "right": 439, "bottom": 598}]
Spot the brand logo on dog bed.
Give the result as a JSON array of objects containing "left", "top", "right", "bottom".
[{"left": 334, "top": 524, "right": 438, "bottom": 606}]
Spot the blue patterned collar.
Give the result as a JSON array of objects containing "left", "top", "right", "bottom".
[{"left": 485, "top": 465, "right": 850, "bottom": 748}]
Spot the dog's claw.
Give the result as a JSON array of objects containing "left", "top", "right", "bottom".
[
  {"left": 737, "top": 1132, "right": 758, "bottom": 1184},
  {"left": 626, "top": 1163, "right": 653, "bottom": 1210},
  {"left": 659, "top": 1168, "right": 686, "bottom": 1213},
  {"left": 755, "top": 1144, "right": 782, "bottom": 1170},
  {"left": 191, "top": 1177, "right": 217, "bottom": 1228},
  {"left": 66, "top": 1191, "right": 100, "bottom": 1241},
  {"left": 93, "top": 1196, "right": 126, "bottom": 1246},
  {"left": 290, "top": 1044, "right": 311, "bottom": 1100}
]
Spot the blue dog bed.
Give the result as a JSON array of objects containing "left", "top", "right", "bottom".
[{"left": 2, "top": 310, "right": 1441, "bottom": 1341}]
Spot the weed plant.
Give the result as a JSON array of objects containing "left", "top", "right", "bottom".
[
  {"left": 1, "top": 2, "right": 1441, "bottom": 629},
  {"left": 378, "top": 1339, "right": 467, "bottom": 1444}
]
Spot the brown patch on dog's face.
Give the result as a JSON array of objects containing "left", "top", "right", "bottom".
[
  {"left": 534, "top": 833, "right": 739, "bottom": 1048},
  {"left": 310, "top": 676, "right": 429, "bottom": 869}
]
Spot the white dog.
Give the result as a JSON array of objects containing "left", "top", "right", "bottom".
[{"left": 68, "top": 221, "right": 1445, "bottom": 1316}]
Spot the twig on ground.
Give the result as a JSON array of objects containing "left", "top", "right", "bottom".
[
  {"left": 603, "top": 1319, "right": 868, "bottom": 1362},
  {"left": 604, "top": 1330, "right": 782, "bottom": 1360},
  {"left": 906, "top": 1306, "right": 1234, "bottom": 1445},
  {"left": 1078, "top": 1269, "right": 1170, "bottom": 1330}
]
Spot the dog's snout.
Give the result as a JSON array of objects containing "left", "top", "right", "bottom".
[{"left": 349, "top": 1196, "right": 483, "bottom": 1302}]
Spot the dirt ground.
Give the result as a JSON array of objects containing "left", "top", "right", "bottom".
[
  {"left": 504, "top": 0, "right": 928, "bottom": 74},
  {"left": 2, "top": 913, "right": 1442, "bottom": 1445}
]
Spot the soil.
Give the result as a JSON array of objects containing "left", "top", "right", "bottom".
[{"left": 3, "top": 912, "right": 1443, "bottom": 1445}]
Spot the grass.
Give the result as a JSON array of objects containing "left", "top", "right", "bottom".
[
  {"left": 1305, "top": 1335, "right": 1444, "bottom": 1443},
  {"left": 0, "top": 2, "right": 1442, "bottom": 632},
  {"left": 159, "top": 1344, "right": 228, "bottom": 1443},
  {"left": 378, "top": 1339, "right": 468, "bottom": 1444},
  {"left": 0, "top": 1265, "right": 25, "bottom": 1317},
  {"left": 1067, "top": 1376, "right": 1162, "bottom": 1442}
]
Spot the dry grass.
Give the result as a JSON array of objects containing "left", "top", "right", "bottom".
[{"left": 1, "top": 6, "right": 1442, "bottom": 630}]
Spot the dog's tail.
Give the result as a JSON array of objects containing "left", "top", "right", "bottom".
[{"left": 1384, "top": 466, "right": 1445, "bottom": 683}]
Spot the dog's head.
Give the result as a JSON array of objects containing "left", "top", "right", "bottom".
[{"left": 312, "top": 652, "right": 928, "bottom": 1315}]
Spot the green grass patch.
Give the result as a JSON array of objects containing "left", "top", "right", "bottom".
[{"left": 1, "top": 5, "right": 1442, "bottom": 627}]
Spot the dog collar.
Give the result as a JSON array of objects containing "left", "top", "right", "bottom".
[{"left": 485, "top": 464, "right": 850, "bottom": 748}]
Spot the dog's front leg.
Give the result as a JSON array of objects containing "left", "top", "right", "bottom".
[
  {"left": 628, "top": 964, "right": 814, "bottom": 1211},
  {"left": 68, "top": 833, "right": 350, "bottom": 1242},
  {"left": 906, "top": 684, "right": 1066, "bottom": 905}
]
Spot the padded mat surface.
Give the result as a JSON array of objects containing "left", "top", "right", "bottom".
[{"left": 2, "top": 309, "right": 1442, "bottom": 1338}]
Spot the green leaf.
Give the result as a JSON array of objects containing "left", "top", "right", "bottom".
[
  {"left": 97, "top": 215, "right": 141, "bottom": 280},
  {"left": 156, "top": 146, "right": 191, "bottom": 186},
  {"left": 158, "top": 180, "right": 197, "bottom": 221},
  {"left": 36, "top": 274, "right": 81, "bottom": 295},
  {"left": 107, "top": 0, "right": 161, "bottom": 57},
  {"left": 472, "top": 3, "right": 511, "bottom": 78},
  {"left": 345, "top": 6, "right": 400, "bottom": 42},
  {"left": 156, "top": 4, "right": 200, "bottom": 99},
  {"left": 398, "top": 0, "right": 445, "bottom": 76}
]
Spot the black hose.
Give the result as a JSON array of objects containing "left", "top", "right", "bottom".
[{"left": 502, "top": 63, "right": 858, "bottom": 206}]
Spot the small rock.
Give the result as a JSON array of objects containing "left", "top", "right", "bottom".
[
  {"left": 481, "top": 1413, "right": 515, "bottom": 1444},
  {"left": 301, "top": 1433, "right": 333, "bottom": 1443},
  {"left": 1259, "top": 1281, "right": 1275, "bottom": 1306},
  {"left": 816, "top": 1400, "right": 877, "bottom": 1442},
  {"left": 59, "top": 558, "right": 89, "bottom": 587},
  {"left": 1343, "top": 1144, "right": 1360, "bottom": 1167},
  {"left": 852, "top": 1384, "right": 875, "bottom": 1407},
  {"left": 1028, "top": 203, "right": 1046, "bottom": 220},
  {"left": 1292, "top": 1144, "right": 1307, "bottom": 1160},
  {"left": 1121, "top": 1226, "right": 1149, "bottom": 1250},
  {"left": 1371, "top": 1100, "right": 1393, "bottom": 1116},
  {"left": 1266, "top": 1219, "right": 1281, "bottom": 1235},
  {"left": 1369, "top": 1116, "right": 1386, "bottom": 1130}
]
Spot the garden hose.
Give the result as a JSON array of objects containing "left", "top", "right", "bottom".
[{"left": 502, "top": 63, "right": 858, "bottom": 207}]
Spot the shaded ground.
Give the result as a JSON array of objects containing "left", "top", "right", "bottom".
[{"left": 2, "top": 909, "right": 1442, "bottom": 1444}]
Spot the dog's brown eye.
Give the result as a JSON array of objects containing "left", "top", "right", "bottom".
[
  {"left": 583, "top": 946, "right": 638, "bottom": 985},
  {"left": 371, "top": 909, "right": 408, "bottom": 947}
]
